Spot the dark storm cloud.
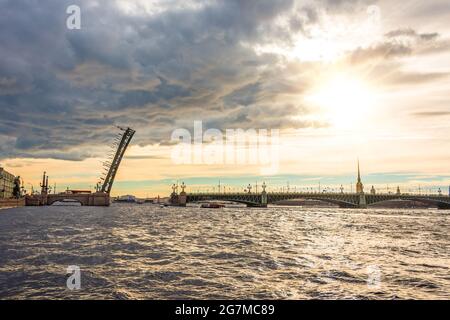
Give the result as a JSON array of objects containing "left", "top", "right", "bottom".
[
  {"left": 1, "top": 0, "right": 317, "bottom": 160},
  {"left": 223, "top": 82, "right": 262, "bottom": 107}
]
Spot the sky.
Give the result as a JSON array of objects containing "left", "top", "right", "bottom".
[{"left": 0, "top": 0, "right": 450, "bottom": 197}]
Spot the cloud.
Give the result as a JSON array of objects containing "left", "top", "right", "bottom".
[
  {"left": 385, "top": 28, "right": 439, "bottom": 41},
  {"left": 0, "top": 0, "right": 448, "bottom": 163},
  {"left": 322, "top": 0, "right": 378, "bottom": 13},
  {"left": 384, "top": 72, "right": 450, "bottom": 86},
  {"left": 349, "top": 42, "right": 412, "bottom": 64},
  {"left": 223, "top": 82, "right": 262, "bottom": 107},
  {"left": 124, "top": 155, "right": 165, "bottom": 160},
  {"left": 412, "top": 111, "right": 450, "bottom": 117},
  {"left": 348, "top": 27, "right": 444, "bottom": 65}
]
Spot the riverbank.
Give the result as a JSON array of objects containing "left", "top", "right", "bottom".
[{"left": 0, "top": 198, "right": 25, "bottom": 209}]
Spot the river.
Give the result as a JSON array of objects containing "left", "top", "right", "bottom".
[{"left": 0, "top": 204, "right": 448, "bottom": 299}]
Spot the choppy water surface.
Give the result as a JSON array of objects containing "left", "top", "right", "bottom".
[{"left": 0, "top": 204, "right": 449, "bottom": 299}]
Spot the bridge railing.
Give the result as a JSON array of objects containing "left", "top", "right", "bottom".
[{"left": 187, "top": 191, "right": 449, "bottom": 198}]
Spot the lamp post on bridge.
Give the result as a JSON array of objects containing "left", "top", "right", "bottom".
[{"left": 260, "top": 182, "right": 268, "bottom": 207}]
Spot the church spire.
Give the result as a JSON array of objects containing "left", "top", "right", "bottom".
[{"left": 356, "top": 159, "right": 364, "bottom": 194}]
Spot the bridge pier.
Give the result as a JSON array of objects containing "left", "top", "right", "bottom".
[
  {"left": 169, "top": 192, "right": 187, "bottom": 207},
  {"left": 357, "top": 194, "right": 367, "bottom": 208},
  {"left": 178, "top": 193, "right": 187, "bottom": 207},
  {"left": 245, "top": 190, "right": 268, "bottom": 207}
]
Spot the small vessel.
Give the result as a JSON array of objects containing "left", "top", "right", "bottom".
[
  {"left": 201, "top": 202, "right": 225, "bottom": 209},
  {"left": 114, "top": 195, "right": 136, "bottom": 203}
]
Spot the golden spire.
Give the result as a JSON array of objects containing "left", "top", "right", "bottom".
[{"left": 356, "top": 159, "right": 364, "bottom": 194}]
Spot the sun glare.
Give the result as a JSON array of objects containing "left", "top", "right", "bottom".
[{"left": 305, "top": 74, "right": 376, "bottom": 128}]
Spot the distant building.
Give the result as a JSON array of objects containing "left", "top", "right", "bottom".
[{"left": 0, "top": 167, "right": 16, "bottom": 199}]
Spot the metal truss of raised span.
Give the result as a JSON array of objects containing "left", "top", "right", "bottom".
[{"left": 100, "top": 127, "right": 135, "bottom": 194}]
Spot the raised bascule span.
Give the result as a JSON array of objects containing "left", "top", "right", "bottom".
[
  {"left": 25, "top": 127, "right": 135, "bottom": 207},
  {"left": 100, "top": 127, "right": 136, "bottom": 195}
]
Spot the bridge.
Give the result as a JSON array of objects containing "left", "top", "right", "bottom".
[
  {"left": 25, "top": 127, "right": 135, "bottom": 207},
  {"left": 45, "top": 192, "right": 111, "bottom": 206},
  {"left": 170, "top": 167, "right": 450, "bottom": 209},
  {"left": 170, "top": 189, "right": 450, "bottom": 209}
]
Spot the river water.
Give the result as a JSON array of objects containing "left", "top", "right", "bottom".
[{"left": 0, "top": 204, "right": 448, "bottom": 299}]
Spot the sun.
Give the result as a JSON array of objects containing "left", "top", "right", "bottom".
[{"left": 305, "top": 73, "right": 376, "bottom": 128}]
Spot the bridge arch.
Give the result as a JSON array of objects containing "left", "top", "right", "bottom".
[
  {"left": 190, "top": 199, "right": 258, "bottom": 206},
  {"left": 365, "top": 196, "right": 450, "bottom": 209},
  {"left": 403, "top": 197, "right": 450, "bottom": 209},
  {"left": 267, "top": 194, "right": 359, "bottom": 208},
  {"left": 186, "top": 195, "right": 262, "bottom": 207},
  {"left": 273, "top": 197, "right": 357, "bottom": 208},
  {"left": 398, "top": 197, "right": 447, "bottom": 209}
]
